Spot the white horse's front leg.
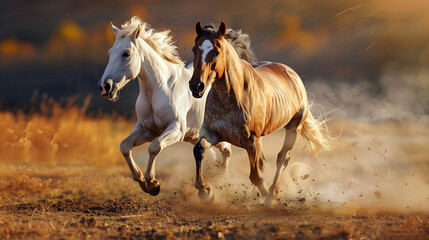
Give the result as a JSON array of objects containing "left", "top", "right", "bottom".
[
  {"left": 143, "top": 121, "right": 183, "bottom": 196},
  {"left": 120, "top": 123, "right": 155, "bottom": 193}
]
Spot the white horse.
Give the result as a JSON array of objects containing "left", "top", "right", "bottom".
[{"left": 98, "top": 17, "right": 232, "bottom": 196}]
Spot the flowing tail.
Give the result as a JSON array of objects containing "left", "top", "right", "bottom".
[{"left": 300, "top": 110, "right": 331, "bottom": 157}]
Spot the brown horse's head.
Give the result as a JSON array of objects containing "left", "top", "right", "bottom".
[{"left": 189, "top": 22, "right": 227, "bottom": 98}]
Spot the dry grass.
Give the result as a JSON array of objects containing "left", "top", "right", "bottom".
[
  {"left": 0, "top": 96, "right": 133, "bottom": 166},
  {"left": 0, "top": 97, "right": 142, "bottom": 206}
]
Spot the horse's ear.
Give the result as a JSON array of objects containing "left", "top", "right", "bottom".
[
  {"left": 218, "top": 22, "right": 226, "bottom": 37},
  {"left": 132, "top": 25, "right": 141, "bottom": 40},
  {"left": 111, "top": 22, "right": 120, "bottom": 36},
  {"left": 196, "top": 22, "right": 203, "bottom": 35}
]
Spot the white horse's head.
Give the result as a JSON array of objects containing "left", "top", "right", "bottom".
[{"left": 99, "top": 23, "right": 142, "bottom": 101}]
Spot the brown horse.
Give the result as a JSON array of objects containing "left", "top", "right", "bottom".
[{"left": 189, "top": 22, "right": 330, "bottom": 205}]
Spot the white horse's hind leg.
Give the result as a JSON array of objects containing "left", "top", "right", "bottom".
[
  {"left": 214, "top": 142, "right": 231, "bottom": 175},
  {"left": 143, "top": 121, "right": 183, "bottom": 196},
  {"left": 265, "top": 110, "right": 303, "bottom": 206},
  {"left": 120, "top": 123, "right": 154, "bottom": 193}
]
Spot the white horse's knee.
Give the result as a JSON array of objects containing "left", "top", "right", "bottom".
[
  {"left": 148, "top": 139, "right": 161, "bottom": 156},
  {"left": 120, "top": 140, "right": 131, "bottom": 156}
]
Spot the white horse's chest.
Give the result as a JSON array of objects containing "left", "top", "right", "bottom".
[
  {"left": 135, "top": 91, "right": 179, "bottom": 132},
  {"left": 135, "top": 64, "right": 205, "bottom": 140},
  {"left": 135, "top": 94, "right": 155, "bottom": 129}
]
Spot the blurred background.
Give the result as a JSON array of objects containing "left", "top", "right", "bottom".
[{"left": 1, "top": 0, "right": 428, "bottom": 117}]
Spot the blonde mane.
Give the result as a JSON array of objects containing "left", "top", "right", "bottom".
[{"left": 119, "top": 16, "right": 183, "bottom": 66}]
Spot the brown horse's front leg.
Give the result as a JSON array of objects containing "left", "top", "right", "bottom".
[{"left": 194, "top": 137, "right": 216, "bottom": 204}]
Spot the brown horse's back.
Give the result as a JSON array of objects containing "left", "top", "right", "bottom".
[{"left": 241, "top": 61, "right": 308, "bottom": 136}]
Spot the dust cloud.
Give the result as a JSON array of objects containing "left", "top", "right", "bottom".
[{"left": 307, "top": 67, "right": 429, "bottom": 121}]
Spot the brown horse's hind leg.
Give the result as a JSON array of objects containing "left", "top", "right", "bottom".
[
  {"left": 246, "top": 136, "right": 269, "bottom": 197},
  {"left": 265, "top": 110, "right": 303, "bottom": 206}
]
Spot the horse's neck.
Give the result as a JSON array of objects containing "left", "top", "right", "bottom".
[
  {"left": 136, "top": 38, "right": 184, "bottom": 92},
  {"left": 212, "top": 41, "right": 246, "bottom": 107}
]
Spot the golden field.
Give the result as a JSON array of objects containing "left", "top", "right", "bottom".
[{"left": 0, "top": 97, "right": 132, "bottom": 166}]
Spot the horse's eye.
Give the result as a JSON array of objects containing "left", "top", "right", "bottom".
[
  {"left": 122, "top": 51, "right": 130, "bottom": 58},
  {"left": 214, "top": 51, "right": 220, "bottom": 57}
]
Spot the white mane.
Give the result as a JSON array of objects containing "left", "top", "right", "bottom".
[{"left": 119, "top": 16, "right": 183, "bottom": 65}]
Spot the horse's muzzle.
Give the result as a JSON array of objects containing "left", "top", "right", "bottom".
[
  {"left": 189, "top": 80, "right": 205, "bottom": 98},
  {"left": 99, "top": 79, "right": 114, "bottom": 98}
]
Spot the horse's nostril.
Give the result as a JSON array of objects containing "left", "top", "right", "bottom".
[
  {"left": 197, "top": 82, "right": 205, "bottom": 92},
  {"left": 105, "top": 81, "right": 111, "bottom": 93}
]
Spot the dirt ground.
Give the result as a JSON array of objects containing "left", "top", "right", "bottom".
[
  {"left": 1, "top": 118, "right": 429, "bottom": 239},
  {"left": 2, "top": 197, "right": 429, "bottom": 239}
]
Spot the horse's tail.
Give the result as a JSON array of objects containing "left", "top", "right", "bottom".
[
  {"left": 225, "top": 28, "right": 257, "bottom": 64},
  {"left": 300, "top": 110, "right": 331, "bottom": 157}
]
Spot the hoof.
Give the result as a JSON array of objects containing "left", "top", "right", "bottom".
[
  {"left": 138, "top": 180, "right": 149, "bottom": 193},
  {"left": 264, "top": 196, "right": 277, "bottom": 207},
  {"left": 149, "top": 184, "right": 160, "bottom": 196},
  {"left": 198, "top": 187, "right": 215, "bottom": 204},
  {"left": 146, "top": 179, "right": 161, "bottom": 196}
]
